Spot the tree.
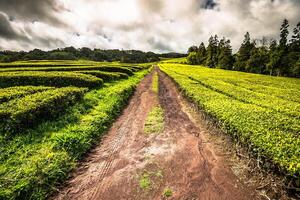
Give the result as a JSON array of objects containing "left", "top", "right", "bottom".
[
  {"left": 217, "top": 39, "right": 234, "bottom": 70},
  {"left": 197, "top": 42, "right": 207, "bottom": 65},
  {"left": 288, "top": 22, "right": 300, "bottom": 77},
  {"left": 247, "top": 46, "right": 269, "bottom": 74},
  {"left": 187, "top": 46, "right": 198, "bottom": 54},
  {"left": 234, "top": 32, "right": 255, "bottom": 71},
  {"left": 267, "top": 39, "right": 279, "bottom": 75},
  {"left": 205, "top": 35, "right": 219, "bottom": 67},
  {"left": 279, "top": 19, "right": 289, "bottom": 49},
  {"left": 187, "top": 52, "right": 198, "bottom": 65},
  {"left": 276, "top": 19, "right": 290, "bottom": 76}
]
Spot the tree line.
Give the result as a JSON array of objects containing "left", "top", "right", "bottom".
[
  {"left": 187, "top": 19, "right": 300, "bottom": 77},
  {"left": 0, "top": 48, "right": 163, "bottom": 63}
]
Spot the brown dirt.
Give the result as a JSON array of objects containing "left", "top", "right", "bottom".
[{"left": 53, "top": 69, "right": 261, "bottom": 200}]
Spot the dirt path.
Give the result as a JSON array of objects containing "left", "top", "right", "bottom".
[{"left": 53, "top": 69, "right": 259, "bottom": 200}]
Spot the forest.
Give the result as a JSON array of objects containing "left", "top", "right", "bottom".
[
  {"left": 0, "top": 48, "right": 163, "bottom": 63},
  {"left": 187, "top": 19, "right": 300, "bottom": 77}
]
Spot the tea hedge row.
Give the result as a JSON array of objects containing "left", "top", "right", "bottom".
[
  {"left": 159, "top": 63, "right": 300, "bottom": 178},
  {"left": 0, "top": 65, "right": 134, "bottom": 75},
  {"left": 0, "top": 69, "right": 149, "bottom": 200},
  {"left": 76, "top": 71, "right": 128, "bottom": 81},
  {"left": 0, "top": 87, "right": 87, "bottom": 135},
  {"left": 0, "top": 71, "right": 103, "bottom": 88},
  {"left": 174, "top": 71, "right": 300, "bottom": 118},
  {"left": 0, "top": 86, "right": 53, "bottom": 103}
]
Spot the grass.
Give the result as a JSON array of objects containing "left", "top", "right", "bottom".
[
  {"left": 159, "top": 63, "right": 300, "bottom": 182},
  {"left": 163, "top": 187, "right": 173, "bottom": 197},
  {"left": 138, "top": 170, "right": 163, "bottom": 190},
  {"left": 144, "top": 106, "right": 165, "bottom": 134},
  {"left": 0, "top": 68, "right": 149, "bottom": 199},
  {"left": 152, "top": 71, "right": 159, "bottom": 93},
  {"left": 139, "top": 173, "right": 152, "bottom": 190}
]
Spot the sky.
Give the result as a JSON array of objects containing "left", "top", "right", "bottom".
[{"left": 0, "top": 0, "right": 299, "bottom": 53}]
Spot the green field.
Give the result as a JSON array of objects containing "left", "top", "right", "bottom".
[
  {"left": 0, "top": 60, "right": 150, "bottom": 199},
  {"left": 159, "top": 63, "right": 300, "bottom": 179},
  {"left": 1, "top": 59, "right": 299, "bottom": 199}
]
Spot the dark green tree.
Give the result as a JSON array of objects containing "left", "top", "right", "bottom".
[
  {"left": 187, "top": 52, "right": 198, "bottom": 65},
  {"left": 288, "top": 22, "right": 300, "bottom": 77},
  {"left": 247, "top": 46, "right": 269, "bottom": 74},
  {"left": 197, "top": 42, "right": 207, "bottom": 65},
  {"left": 217, "top": 39, "right": 234, "bottom": 69},
  {"left": 234, "top": 32, "right": 255, "bottom": 71},
  {"left": 187, "top": 46, "right": 198, "bottom": 54},
  {"left": 205, "top": 35, "right": 219, "bottom": 67}
]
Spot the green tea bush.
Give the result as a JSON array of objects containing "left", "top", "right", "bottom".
[
  {"left": 0, "top": 87, "right": 87, "bottom": 134},
  {"left": 0, "top": 86, "right": 53, "bottom": 103},
  {"left": 76, "top": 71, "right": 128, "bottom": 81},
  {"left": 0, "top": 71, "right": 103, "bottom": 88},
  {"left": 160, "top": 63, "right": 300, "bottom": 179}
]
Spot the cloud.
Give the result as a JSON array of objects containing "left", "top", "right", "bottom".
[
  {"left": 0, "top": 0, "right": 299, "bottom": 52},
  {"left": 0, "top": 12, "right": 28, "bottom": 41},
  {"left": 0, "top": 0, "right": 65, "bottom": 25},
  {"left": 202, "top": 0, "right": 218, "bottom": 9}
]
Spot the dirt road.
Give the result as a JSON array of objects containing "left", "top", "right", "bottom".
[{"left": 53, "top": 69, "right": 259, "bottom": 200}]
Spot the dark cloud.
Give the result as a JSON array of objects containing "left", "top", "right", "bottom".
[
  {"left": 147, "top": 37, "right": 173, "bottom": 52},
  {"left": 0, "top": 12, "right": 28, "bottom": 41},
  {"left": 0, "top": 0, "right": 65, "bottom": 25},
  {"left": 202, "top": 0, "right": 218, "bottom": 9}
]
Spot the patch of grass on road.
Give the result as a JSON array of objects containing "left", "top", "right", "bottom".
[
  {"left": 144, "top": 106, "right": 164, "bottom": 134},
  {"left": 138, "top": 169, "right": 164, "bottom": 190},
  {"left": 139, "top": 172, "right": 152, "bottom": 190},
  {"left": 152, "top": 71, "right": 159, "bottom": 93},
  {"left": 163, "top": 187, "right": 173, "bottom": 197}
]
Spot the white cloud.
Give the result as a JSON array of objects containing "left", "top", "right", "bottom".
[{"left": 0, "top": 0, "right": 299, "bottom": 52}]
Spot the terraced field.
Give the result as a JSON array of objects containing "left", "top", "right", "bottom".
[
  {"left": 1, "top": 60, "right": 299, "bottom": 200},
  {"left": 0, "top": 61, "right": 150, "bottom": 199},
  {"left": 159, "top": 63, "right": 300, "bottom": 180}
]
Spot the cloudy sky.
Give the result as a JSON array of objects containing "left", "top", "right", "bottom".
[{"left": 0, "top": 0, "right": 299, "bottom": 53}]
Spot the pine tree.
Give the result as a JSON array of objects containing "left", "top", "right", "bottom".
[
  {"left": 197, "top": 42, "right": 207, "bottom": 65},
  {"left": 234, "top": 32, "right": 255, "bottom": 71},
  {"left": 288, "top": 22, "right": 300, "bottom": 77},
  {"left": 217, "top": 39, "right": 234, "bottom": 69},
  {"left": 247, "top": 46, "right": 269, "bottom": 74},
  {"left": 277, "top": 19, "right": 290, "bottom": 76},
  {"left": 279, "top": 19, "right": 289, "bottom": 49},
  {"left": 206, "top": 35, "right": 218, "bottom": 67},
  {"left": 267, "top": 39, "right": 279, "bottom": 75}
]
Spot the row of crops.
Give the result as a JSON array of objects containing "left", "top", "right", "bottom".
[
  {"left": 159, "top": 63, "right": 300, "bottom": 181},
  {"left": 0, "top": 60, "right": 150, "bottom": 199}
]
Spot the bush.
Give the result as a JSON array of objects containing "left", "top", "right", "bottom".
[
  {"left": 0, "top": 86, "right": 53, "bottom": 103},
  {"left": 0, "top": 71, "right": 103, "bottom": 88},
  {"left": 75, "top": 71, "right": 128, "bottom": 81},
  {"left": 0, "top": 87, "right": 88, "bottom": 134}
]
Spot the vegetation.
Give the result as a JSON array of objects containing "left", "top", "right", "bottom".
[
  {"left": 159, "top": 63, "right": 300, "bottom": 182},
  {"left": 0, "top": 87, "right": 87, "bottom": 135},
  {"left": 0, "top": 48, "right": 161, "bottom": 63},
  {"left": 187, "top": 19, "right": 300, "bottom": 77},
  {"left": 144, "top": 106, "right": 164, "bottom": 134},
  {"left": 152, "top": 71, "right": 159, "bottom": 93},
  {"left": 163, "top": 187, "right": 173, "bottom": 197},
  {"left": 0, "top": 86, "right": 53, "bottom": 103},
  {"left": 0, "top": 71, "right": 103, "bottom": 88},
  {"left": 0, "top": 60, "right": 150, "bottom": 199},
  {"left": 75, "top": 71, "right": 128, "bottom": 81},
  {"left": 0, "top": 65, "right": 134, "bottom": 75}
]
